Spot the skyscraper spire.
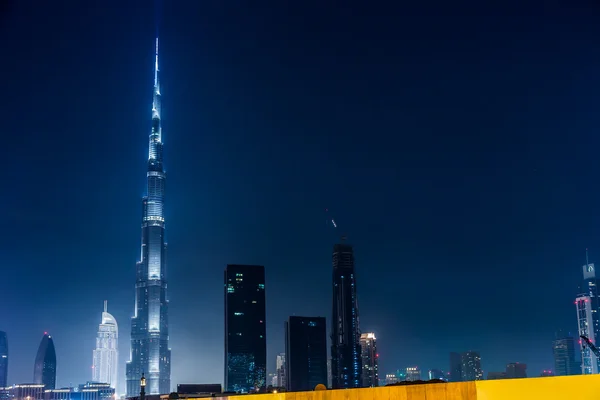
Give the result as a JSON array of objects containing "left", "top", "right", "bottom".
[{"left": 126, "top": 34, "right": 171, "bottom": 396}]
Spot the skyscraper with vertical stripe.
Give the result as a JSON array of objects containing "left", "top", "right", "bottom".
[
  {"left": 331, "top": 241, "right": 362, "bottom": 389},
  {"left": 126, "top": 37, "right": 171, "bottom": 396}
]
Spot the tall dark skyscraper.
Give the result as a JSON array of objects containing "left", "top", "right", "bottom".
[
  {"left": 285, "top": 316, "right": 328, "bottom": 392},
  {"left": 552, "top": 333, "right": 580, "bottom": 376},
  {"left": 224, "top": 265, "right": 267, "bottom": 393},
  {"left": 33, "top": 333, "right": 56, "bottom": 389},
  {"left": 0, "top": 331, "right": 7, "bottom": 387},
  {"left": 331, "top": 241, "right": 362, "bottom": 389},
  {"left": 126, "top": 37, "right": 171, "bottom": 396}
]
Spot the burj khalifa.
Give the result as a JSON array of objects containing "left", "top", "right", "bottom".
[{"left": 126, "top": 37, "right": 171, "bottom": 396}]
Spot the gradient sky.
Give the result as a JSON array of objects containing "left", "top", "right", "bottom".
[{"left": 3, "top": 0, "right": 600, "bottom": 393}]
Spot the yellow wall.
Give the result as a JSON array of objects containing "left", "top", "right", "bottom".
[
  {"left": 216, "top": 375, "right": 600, "bottom": 400},
  {"left": 475, "top": 375, "right": 600, "bottom": 400}
]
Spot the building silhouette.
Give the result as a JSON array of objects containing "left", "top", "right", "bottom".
[
  {"left": 449, "top": 353, "right": 462, "bottom": 382},
  {"left": 505, "top": 363, "right": 527, "bottom": 379},
  {"left": 460, "top": 351, "right": 483, "bottom": 381},
  {"left": 285, "top": 316, "right": 327, "bottom": 392},
  {"left": 331, "top": 241, "right": 361, "bottom": 389},
  {"left": 92, "top": 301, "right": 118, "bottom": 389},
  {"left": 33, "top": 333, "right": 56, "bottom": 389},
  {"left": 0, "top": 331, "right": 7, "bottom": 388},
  {"left": 552, "top": 333, "right": 580, "bottom": 376},
  {"left": 125, "top": 36, "right": 171, "bottom": 396},
  {"left": 487, "top": 372, "right": 506, "bottom": 380},
  {"left": 359, "top": 333, "right": 378, "bottom": 387},
  {"left": 224, "top": 265, "right": 266, "bottom": 393}
]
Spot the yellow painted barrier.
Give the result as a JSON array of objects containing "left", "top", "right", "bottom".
[
  {"left": 475, "top": 375, "right": 600, "bottom": 400},
  {"left": 213, "top": 375, "right": 600, "bottom": 400}
]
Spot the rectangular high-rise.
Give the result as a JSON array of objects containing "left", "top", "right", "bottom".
[
  {"left": 576, "top": 295, "right": 598, "bottom": 374},
  {"left": 285, "top": 316, "right": 327, "bottom": 392},
  {"left": 331, "top": 241, "right": 362, "bottom": 389},
  {"left": 224, "top": 265, "right": 266, "bottom": 393},
  {"left": 505, "top": 363, "right": 527, "bottom": 379},
  {"left": 275, "top": 353, "right": 286, "bottom": 389},
  {"left": 460, "top": 351, "right": 483, "bottom": 381},
  {"left": 359, "top": 333, "right": 378, "bottom": 387},
  {"left": 449, "top": 353, "right": 462, "bottom": 382},
  {"left": 552, "top": 333, "right": 579, "bottom": 376}
]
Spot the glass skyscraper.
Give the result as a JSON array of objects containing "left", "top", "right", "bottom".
[
  {"left": 552, "top": 333, "right": 579, "bottom": 376},
  {"left": 33, "top": 333, "right": 56, "bottom": 389},
  {"left": 126, "top": 37, "right": 171, "bottom": 396},
  {"left": 0, "top": 331, "right": 7, "bottom": 388},
  {"left": 331, "top": 241, "right": 362, "bottom": 389},
  {"left": 285, "top": 316, "right": 328, "bottom": 392},
  {"left": 92, "top": 301, "right": 118, "bottom": 389},
  {"left": 359, "top": 333, "right": 378, "bottom": 387},
  {"left": 224, "top": 265, "right": 266, "bottom": 393}
]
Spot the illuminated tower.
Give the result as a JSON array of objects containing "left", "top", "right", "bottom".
[
  {"left": 93, "top": 301, "right": 118, "bottom": 389},
  {"left": 579, "top": 252, "right": 600, "bottom": 373},
  {"left": 33, "top": 333, "right": 56, "bottom": 389},
  {"left": 331, "top": 241, "right": 362, "bottom": 389},
  {"left": 576, "top": 295, "right": 598, "bottom": 374},
  {"left": 126, "top": 37, "right": 171, "bottom": 396},
  {"left": 359, "top": 333, "right": 378, "bottom": 387}
]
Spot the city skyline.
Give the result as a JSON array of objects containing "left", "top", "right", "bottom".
[{"left": 4, "top": 0, "right": 600, "bottom": 389}]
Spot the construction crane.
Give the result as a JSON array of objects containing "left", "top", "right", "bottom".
[{"left": 580, "top": 335, "right": 600, "bottom": 359}]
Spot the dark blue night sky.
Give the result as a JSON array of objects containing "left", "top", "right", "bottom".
[{"left": 3, "top": 0, "right": 600, "bottom": 391}]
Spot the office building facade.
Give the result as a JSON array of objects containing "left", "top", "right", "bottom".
[
  {"left": 285, "top": 317, "right": 327, "bottom": 392},
  {"left": 331, "top": 242, "right": 361, "bottom": 389},
  {"left": 460, "top": 351, "right": 483, "bottom": 381},
  {"left": 552, "top": 334, "right": 579, "bottom": 376},
  {"left": 125, "top": 37, "right": 171, "bottom": 396},
  {"left": 33, "top": 334, "right": 56, "bottom": 390},
  {"left": 405, "top": 367, "right": 421, "bottom": 381},
  {"left": 449, "top": 352, "right": 462, "bottom": 382},
  {"left": 275, "top": 353, "right": 286, "bottom": 389},
  {"left": 224, "top": 265, "right": 266, "bottom": 393},
  {"left": 359, "top": 333, "right": 378, "bottom": 387},
  {"left": 505, "top": 363, "right": 527, "bottom": 379}
]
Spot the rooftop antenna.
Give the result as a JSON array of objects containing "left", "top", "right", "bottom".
[
  {"left": 104, "top": 300, "right": 108, "bottom": 313},
  {"left": 586, "top": 248, "right": 590, "bottom": 267}
]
